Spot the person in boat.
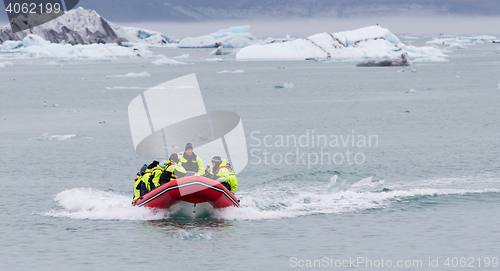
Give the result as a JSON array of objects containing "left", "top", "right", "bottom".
[
  {"left": 178, "top": 142, "right": 204, "bottom": 175},
  {"left": 159, "top": 153, "right": 187, "bottom": 185},
  {"left": 205, "top": 156, "right": 238, "bottom": 194},
  {"left": 132, "top": 164, "right": 148, "bottom": 203},
  {"left": 147, "top": 159, "right": 167, "bottom": 190},
  {"left": 142, "top": 160, "right": 159, "bottom": 191}
]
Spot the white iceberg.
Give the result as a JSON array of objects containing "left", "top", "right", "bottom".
[
  {"left": 236, "top": 25, "right": 446, "bottom": 61},
  {"left": 29, "top": 133, "right": 76, "bottom": 141},
  {"left": 0, "top": 34, "right": 154, "bottom": 60},
  {"left": 0, "top": 61, "right": 13, "bottom": 67},
  {"left": 151, "top": 58, "right": 189, "bottom": 65},
  {"left": 173, "top": 54, "right": 190, "bottom": 59},
  {"left": 106, "top": 72, "right": 151, "bottom": 78},
  {"left": 413, "top": 56, "right": 449, "bottom": 62},
  {"left": 274, "top": 82, "right": 294, "bottom": 89},
  {"left": 426, "top": 35, "right": 497, "bottom": 50},
  {"left": 178, "top": 25, "right": 256, "bottom": 48},
  {"left": 205, "top": 58, "right": 222, "bottom": 62},
  {"left": 217, "top": 70, "right": 244, "bottom": 74},
  {"left": 0, "top": 8, "right": 175, "bottom": 46}
]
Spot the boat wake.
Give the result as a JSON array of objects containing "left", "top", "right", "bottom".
[
  {"left": 43, "top": 175, "right": 500, "bottom": 221},
  {"left": 212, "top": 174, "right": 500, "bottom": 221},
  {"left": 43, "top": 188, "right": 168, "bottom": 220}
]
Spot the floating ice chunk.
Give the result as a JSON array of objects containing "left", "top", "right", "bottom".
[
  {"left": 178, "top": 25, "right": 256, "bottom": 48},
  {"left": 151, "top": 58, "right": 188, "bottom": 65},
  {"left": 400, "top": 35, "right": 419, "bottom": 40},
  {"left": 106, "top": 72, "right": 151, "bottom": 78},
  {"left": 173, "top": 54, "right": 190, "bottom": 59},
  {"left": 426, "top": 35, "right": 497, "bottom": 51},
  {"left": 406, "top": 88, "right": 417, "bottom": 93},
  {"left": 29, "top": 133, "right": 76, "bottom": 141},
  {"left": 0, "top": 34, "right": 155, "bottom": 61},
  {"left": 274, "top": 83, "right": 294, "bottom": 89},
  {"left": 0, "top": 62, "right": 13, "bottom": 67},
  {"left": 397, "top": 68, "right": 417, "bottom": 73},
  {"left": 2, "top": 40, "right": 22, "bottom": 50},
  {"left": 217, "top": 70, "right": 244, "bottom": 74},
  {"left": 413, "top": 56, "right": 449, "bottom": 62},
  {"left": 22, "top": 34, "right": 50, "bottom": 47},
  {"left": 237, "top": 25, "right": 444, "bottom": 61},
  {"left": 498, "top": 83, "right": 500, "bottom": 90},
  {"left": 205, "top": 58, "right": 222, "bottom": 62}
]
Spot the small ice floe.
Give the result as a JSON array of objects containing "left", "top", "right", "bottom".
[
  {"left": 217, "top": 70, "right": 244, "bottom": 74},
  {"left": 99, "top": 121, "right": 106, "bottom": 124},
  {"left": 45, "top": 61, "right": 62, "bottom": 66},
  {"left": 106, "top": 72, "right": 151, "bottom": 78},
  {"left": 43, "top": 101, "right": 47, "bottom": 107},
  {"left": 274, "top": 82, "right": 294, "bottom": 89},
  {"left": 53, "top": 104, "right": 59, "bottom": 107},
  {"left": 406, "top": 88, "right": 417, "bottom": 93},
  {"left": 205, "top": 58, "right": 222, "bottom": 62},
  {"left": 151, "top": 58, "right": 189, "bottom": 65},
  {"left": 497, "top": 83, "right": 500, "bottom": 90},
  {"left": 2, "top": 117, "right": 7, "bottom": 120},
  {"left": 397, "top": 68, "right": 417, "bottom": 73},
  {"left": 413, "top": 56, "right": 449, "bottom": 62},
  {"left": 29, "top": 133, "right": 76, "bottom": 141},
  {"left": 173, "top": 54, "right": 190, "bottom": 59},
  {"left": 0, "top": 62, "right": 13, "bottom": 68}
]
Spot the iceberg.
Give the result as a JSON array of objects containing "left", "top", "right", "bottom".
[
  {"left": 0, "top": 34, "right": 154, "bottom": 60},
  {"left": 217, "top": 70, "right": 244, "bottom": 74},
  {"left": 151, "top": 57, "right": 189, "bottom": 65},
  {"left": 29, "top": 133, "right": 76, "bottom": 141},
  {"left": 413, "top": 56, "right": 449, "bottom": 62},
  {"left": 0, "top": 8, "right": 175, "bottom": 46},
  {"left": 178, "top": 25, "right": 256, "bottom": 48},
  {"left": 426, "top": 35, "right": 497, "bottom": 50},
  {"left": 0, "top": 61, "right": 13, "bottom": 67},
  {"left": 106, "top": 72, "right": 151, "bottom": 78},
  {"left": 236, "top": 25, "right": 446, "bottom": 61}
]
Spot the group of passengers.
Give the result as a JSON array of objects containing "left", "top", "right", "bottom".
[{"left": 133, "top": 142, "right": 238, "bottom": 203}]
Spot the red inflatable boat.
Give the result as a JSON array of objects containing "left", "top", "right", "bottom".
[{"left": 133, "top": 176, "right": 239, "bottom": 217}]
